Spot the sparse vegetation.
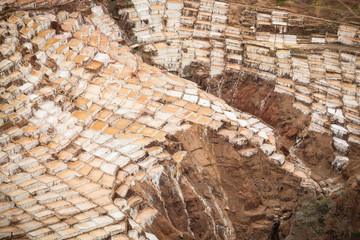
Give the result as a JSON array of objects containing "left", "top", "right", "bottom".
[
  {"left": 353, "top": 230, "right": 360, "bottom": 238},
  {"left": 182, "top": 66, "right": 190, "bottom": 76},
  {"left": 315, "top": 197, "right": 331, "bottom": 215},
  {"left": 285, "top": 189, "right": 360, "bottom": 239},
  {"left": 312, "top": 0, "right": 323, "bottom": 7},
  {"left": 353, "top": 8, "right": 360, "bottom": 15},
  {"left": 276, "top": 0, "right": 286, "bottom": 6}
]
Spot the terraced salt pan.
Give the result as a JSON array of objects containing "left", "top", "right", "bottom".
[
  {"left": 0, "top": 4, "right": 321, "bottom": 240},
  {"left": 118, "top": 0, "right": 360, "bottom": 166}
]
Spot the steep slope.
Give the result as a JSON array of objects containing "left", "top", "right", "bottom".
[{"left": 130, "top": 125, "right": 312, "bottom": 239}]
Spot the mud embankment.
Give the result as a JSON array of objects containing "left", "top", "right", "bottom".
[
  {"left": 187, "top": 69, "right": 343, "bottom": 184},
  {"left": 129, "top": 125, "right": 310, "bottom": 239}
]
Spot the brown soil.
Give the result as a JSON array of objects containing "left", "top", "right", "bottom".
[
  {"left": 132, "top": 125, "right": 311, "bottom": 239},
  {"left": 342, "top": 143, "right": 360, "bottom": 184},
  {"left": 231, "top": 76, "right": 310, "bottom": 149},
  {"left": 212, "top": 74, "right": 340, "bottom": 184},
  {"left": 294, "top": 132, "right": 338, "bottom": 182},
  {"left": 189, "top": 71, "right": 309, "bottom": 149}
]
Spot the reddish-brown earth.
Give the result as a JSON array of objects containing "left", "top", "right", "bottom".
[
  {"left": 130, "top": 125, "right": 311, "bottom": 239},
  {"left": 231, "top": 76, "right": 309, "bottom": 147},
  {"left": 228, "top": 77, "right": 340, "bottom": 183}
]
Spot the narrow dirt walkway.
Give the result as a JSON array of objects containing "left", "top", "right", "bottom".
[{"left": 337, "top": 0, "right": 360, "bottom": 18}]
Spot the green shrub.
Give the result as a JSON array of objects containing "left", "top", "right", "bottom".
[
  {"left": 318, "top": 216, "right": 325, "bottom": 225},
  {"left": 312, "top": 0, "right": 323, "bottom": 7},
  {"left": 315, "top": 198, "right": 331, "bottom": 214},
  {"left": 276, "top": 0, "right": 286, "bottom": 5}
]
